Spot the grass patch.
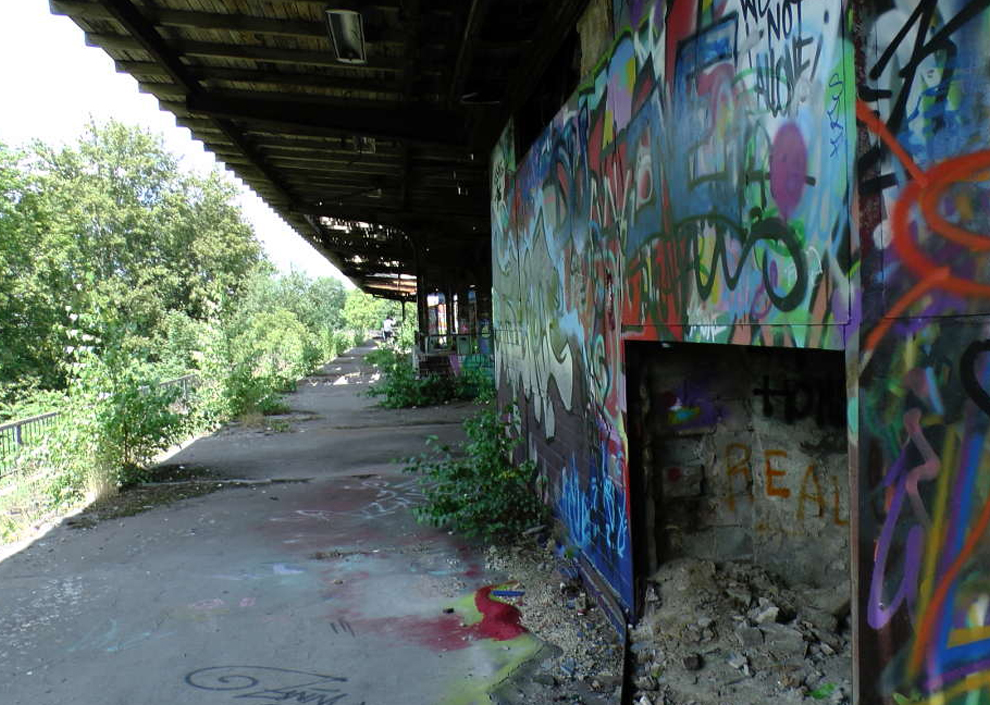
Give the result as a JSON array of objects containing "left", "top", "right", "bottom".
[
  {"left": 0, "top": 463, "right": 227, "bottom": 542},
  {"left": 0, "top": 468, "right": 87, "bottom": 543}
]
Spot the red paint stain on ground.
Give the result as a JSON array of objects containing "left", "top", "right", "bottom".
[
  {"left": 384, "top": 613, "right": 475, "bottom": 651},
  {"left": 357, "top": 585, "right": 528, "bottom": 652},
  {"left": 474, "top": 586, "right": 527, "bottom": 641}
]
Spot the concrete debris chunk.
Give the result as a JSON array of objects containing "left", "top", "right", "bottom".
[
  {"left": 630, "top": 558, "right": 850, "bottom": 705},
  {"left": 724, "top": 583, "right": 752, "bottom": 607},
  {"left": 682, "top": 653, "right": 703, "bottom": 671},
  {"left": 634, "top": 675, "right": 659, "bottom": 691},
  {"left": 751, "top": 597, "right": 780, "bottom": 624},
  {"left": 727, "top": 652, "right": 748, "bottom": 670},
  {"left": 802, "top": 606, "right": 839, "bottom": 633},
  {"left": 735, "top": 623, "right": 764, "bottom": 648},
  {"left": 760, "top": 623, "right": 807, "bottom": 657},
  {"left": 801, "top": 586, "right": 851, "bottom": 617}
]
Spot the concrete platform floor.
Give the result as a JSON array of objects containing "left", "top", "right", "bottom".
[{"left": 0, "top": 346, "right": 545, "bottom": 705}]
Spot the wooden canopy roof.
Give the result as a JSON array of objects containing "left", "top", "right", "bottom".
[{"left": 52, "top": 0, "right": 589, "bottom": 298}]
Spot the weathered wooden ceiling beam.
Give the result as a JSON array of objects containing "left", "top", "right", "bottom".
[
  {"left": 244, "top": 134, "right": 401, "bottom": 154},
  {"left": 186, "top": 93, "right": 467, "bottom": 147},
  {"left": 147, "top": 84, "right": 402, "bottom": 112},
  {"left": 55, "top": 0, "right": 454, "bottom": 36},
  {"left": 447, "top": 0, "right": 491, "bottom": 108},
  {"left": 117, "top": 61, "right": 414, "bottom": 95},
  {"left": 297, "top": 202, "right": 487, "bottom": 224},
  {"left": 258, "top": 149, "right": 401, "bottom": 166},
  {"left": 89, "top": 0, "right": 300, "bottom": 208},
  {"left": 87, "top": 33, "right": 412, "bottom": 72}
]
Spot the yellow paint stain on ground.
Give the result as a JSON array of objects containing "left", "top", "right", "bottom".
[{"left": 440, "top": 584, "right": 545, "bottom": 705}]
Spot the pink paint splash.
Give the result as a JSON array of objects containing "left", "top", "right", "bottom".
[
  {"left": 359, "top": 585, "right": 528, "bottom": 652},
  {"left": 769, "top": 122, "right": 808, "bottom": 221},
  {"left": 473, "top": 586, "right": 527, "bottom": 641}
]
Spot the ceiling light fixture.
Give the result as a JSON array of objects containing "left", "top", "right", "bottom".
[{"left": 325, "top": 9, "right": 367, "bottom": 65}]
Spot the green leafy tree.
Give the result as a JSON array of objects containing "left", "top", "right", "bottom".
[
  {"left": 342, "top": 289, "right": 400, "bottom": 337},
  {"left": 0, "top": 122, "right": 263, "bottom": 397},
  {"left": 0, "top": 143, "right": 69, "bottom": 396}
]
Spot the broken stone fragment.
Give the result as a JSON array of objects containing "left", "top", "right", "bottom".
[
  {"left": 735, "top": 623, "right": 764, "bottom": 648},
  {"left": 752, "top": 597, "right": 780, "bottom": 624},
  {"left": 760, "top": 623, "right": 807, "bottom": 658},
  {"left": 727, "top": 653, "right": 748, "bottom": 670},
  {"left": 724, "top": 583, "right": 752, "bottom": 607},
  {"left": 801, "top": 606, "right": 839, "bottom": 633},
  {"left": 682, "top": 653, "right": 703, "bottom": 671},
  {"left": 634, "top": 675, "right": 658, "bottom": 691},
  {"left": 807, "top": 586, "right": 851, "bottom": 614}
]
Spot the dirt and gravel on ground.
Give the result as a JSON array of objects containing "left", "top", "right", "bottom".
[
  {"left": 629, "top": 557, "right": 852, "bottom": 705},
  {"left": 483, "top": 544, "right": 853, "bottom": 705},
  {"left": 485, "top": 538, "right": 624, "bottom": 705},
  {"left": 64, "top": 463, "right": 230, "bottom": 529}
]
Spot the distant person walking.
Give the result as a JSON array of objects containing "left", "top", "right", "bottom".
[{"left": 382, "top": 315, "right": 395, "bottom": 342}]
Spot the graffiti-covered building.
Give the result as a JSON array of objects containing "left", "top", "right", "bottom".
[{"left": 491, "top": 0, "right": 990, "bottom": 703}]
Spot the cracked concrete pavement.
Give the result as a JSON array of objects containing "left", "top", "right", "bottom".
[{"left": 0, "top": 346, "right": 547, "bottom": 705}]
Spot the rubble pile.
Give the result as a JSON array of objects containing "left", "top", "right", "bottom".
[
  {"left": 630, "top": 558, "right": 852, "bottom": 705},
  {"left": 485, "top": 542, "right": 623, "bottom": 704}
]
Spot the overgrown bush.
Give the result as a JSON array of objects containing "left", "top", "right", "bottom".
[
  {"left": 403, "top": 401, "right": 546, "bottom": 542},
  {"left": 5, "top": 336, "right": 187, "bottom": 510},
  {"left": 234, "top": 308, "right": 319, "bottom": 389},
  {"left": 157, "top": 310, "right": 210, "bottom": 376},
  {"left": 69, "top": 334, "right": 186, "bottom": 485},
  {"left": 0, "top": 385, "right": 66, "bottom": 422},
  {"left": 193, "top": 323, "right": 284, "bottom": 424},
  {"left": 322, "top": 329, "right": 352, "bottom": 361},
  {"left": 365, "top": 348, "right": 492, "bottom": 408}
]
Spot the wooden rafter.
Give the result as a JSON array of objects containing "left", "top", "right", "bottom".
[
  {"left": 55, "top": 0, "right": 516, "bottom": 295},
  {"left": 185, "top": 94, "right": 467, "bottom": 147}
]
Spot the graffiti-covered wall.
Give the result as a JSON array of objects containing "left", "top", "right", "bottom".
[
  {"left": 855, "top": 1, "right": 990, "bottom": 703},
  {"left": 492, "top": 0, "right": 853, "bottom": 613},
  {"left": 492, "top": 0, "right": 990, "bottom": 702}
]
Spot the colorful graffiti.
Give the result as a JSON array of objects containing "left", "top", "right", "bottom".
[
  {"left": 494, "top": 0, "right": 852, "bottom": 612},
  {"left": 494, "top": 0, "right": 990, "bottom": 700},
  {"left": 856, "top": 0, "right": 990, "bottom": 703},
  {"left": 495, "top": 0, "right": 990, "bottom": 702}
]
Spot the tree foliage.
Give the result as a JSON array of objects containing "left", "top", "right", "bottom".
[
  {"left": 0, "top": 121, "right": 262, "bottom": 400},
  {"left": 342, "top": 288, "right": 401, "bottom": 337}
]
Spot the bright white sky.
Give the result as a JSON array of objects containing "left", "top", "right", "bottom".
[{"left": 0, "top": 1, "right": 350, "bottom": 284}]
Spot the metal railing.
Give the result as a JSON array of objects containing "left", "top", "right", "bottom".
[{"left": 0, "top": 373, "right": 199, "bottom": 479}]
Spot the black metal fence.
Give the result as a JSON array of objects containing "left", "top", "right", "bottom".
[{"left": 0, "top": 374, "right": 198, "bottom": 479}]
